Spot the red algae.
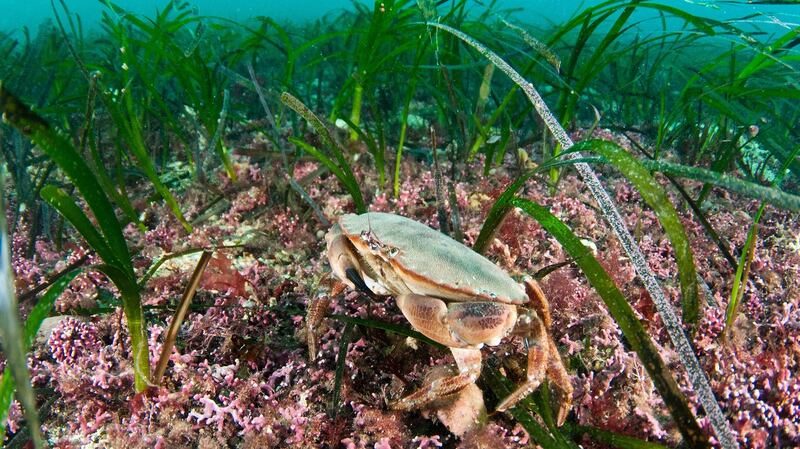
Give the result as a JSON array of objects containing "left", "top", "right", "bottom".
[{"left": 4, "top": 129, "right": 799, "bottom": 448}]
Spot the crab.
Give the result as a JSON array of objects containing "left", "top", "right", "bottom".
[{"left": 307, "top": 212, "right": 573, "bottom": 424}]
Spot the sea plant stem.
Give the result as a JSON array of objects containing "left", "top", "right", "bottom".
[
  {"left": 724, "top": 144, "right": 800, "bottom": 338},
  {"left": 153, "top": 251, "right": 212, "bottom": 384},
  {"left": 349, "top": 82, "right": 363, "bottom": 141},
  {"left": 246, "top": 63, "right": 329, "bottom": 226},
  {"left": 0, "top": 170, "right": 44, "bottom": 448}
]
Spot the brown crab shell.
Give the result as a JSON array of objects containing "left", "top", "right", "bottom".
[{"left": 338, "top": 212, "right": 527, "bottom": 305}]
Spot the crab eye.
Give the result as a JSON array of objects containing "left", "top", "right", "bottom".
[
  {"left": 387, "top": 247, "right": 399, "bottom": 257},
  {"left": 360, "top": 230, "right": 369, "bottom": 240}
]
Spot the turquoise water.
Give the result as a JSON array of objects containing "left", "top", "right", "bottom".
[
  {"left": 1, "top": 1, "right": 798, "bottom": 35},
  {"left": 0, "top": 0, "right": 798, "bottom": 448}
]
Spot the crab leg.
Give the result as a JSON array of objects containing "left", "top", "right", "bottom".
[
  {"left": 495, "top": 315, "right": 572, "bottom": 425},
  {"left": 494, "top": 279, "right": 573, "bottom": 425},
  {"left": 524, "top": 278, "right": 573, "bottom": 425},
  {"left": 494, "top": 307, "right": 549, "bottom": 414},
  {"left": 305, "top": 280, "right": 347, "bottom": 361},
  {"left": 392, "top": 294, "right": 483, "bottom": 410},
  {"left": 545, "top": 336, "right": 573, "bottom": 426},
  {"left": 392, "top": 347, "right": 482, "bottom": 411},
  {"left": 396, "top": 294, "right": 472, "bottom": 348},
  {"left": 392, "top": 294, "right": 517, "bottom": 410}
]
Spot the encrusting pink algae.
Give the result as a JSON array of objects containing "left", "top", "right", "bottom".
[{"left": 3, "top": 125, "right": 799, "bottom": 448}]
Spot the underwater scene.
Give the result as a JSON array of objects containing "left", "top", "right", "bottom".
[{"left": 0, "top": 0, "right": 799, "bottom": 448}]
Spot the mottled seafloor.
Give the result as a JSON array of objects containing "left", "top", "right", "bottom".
[{"left": 3, "top": 126, "right": 799, "bottom": 448}]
